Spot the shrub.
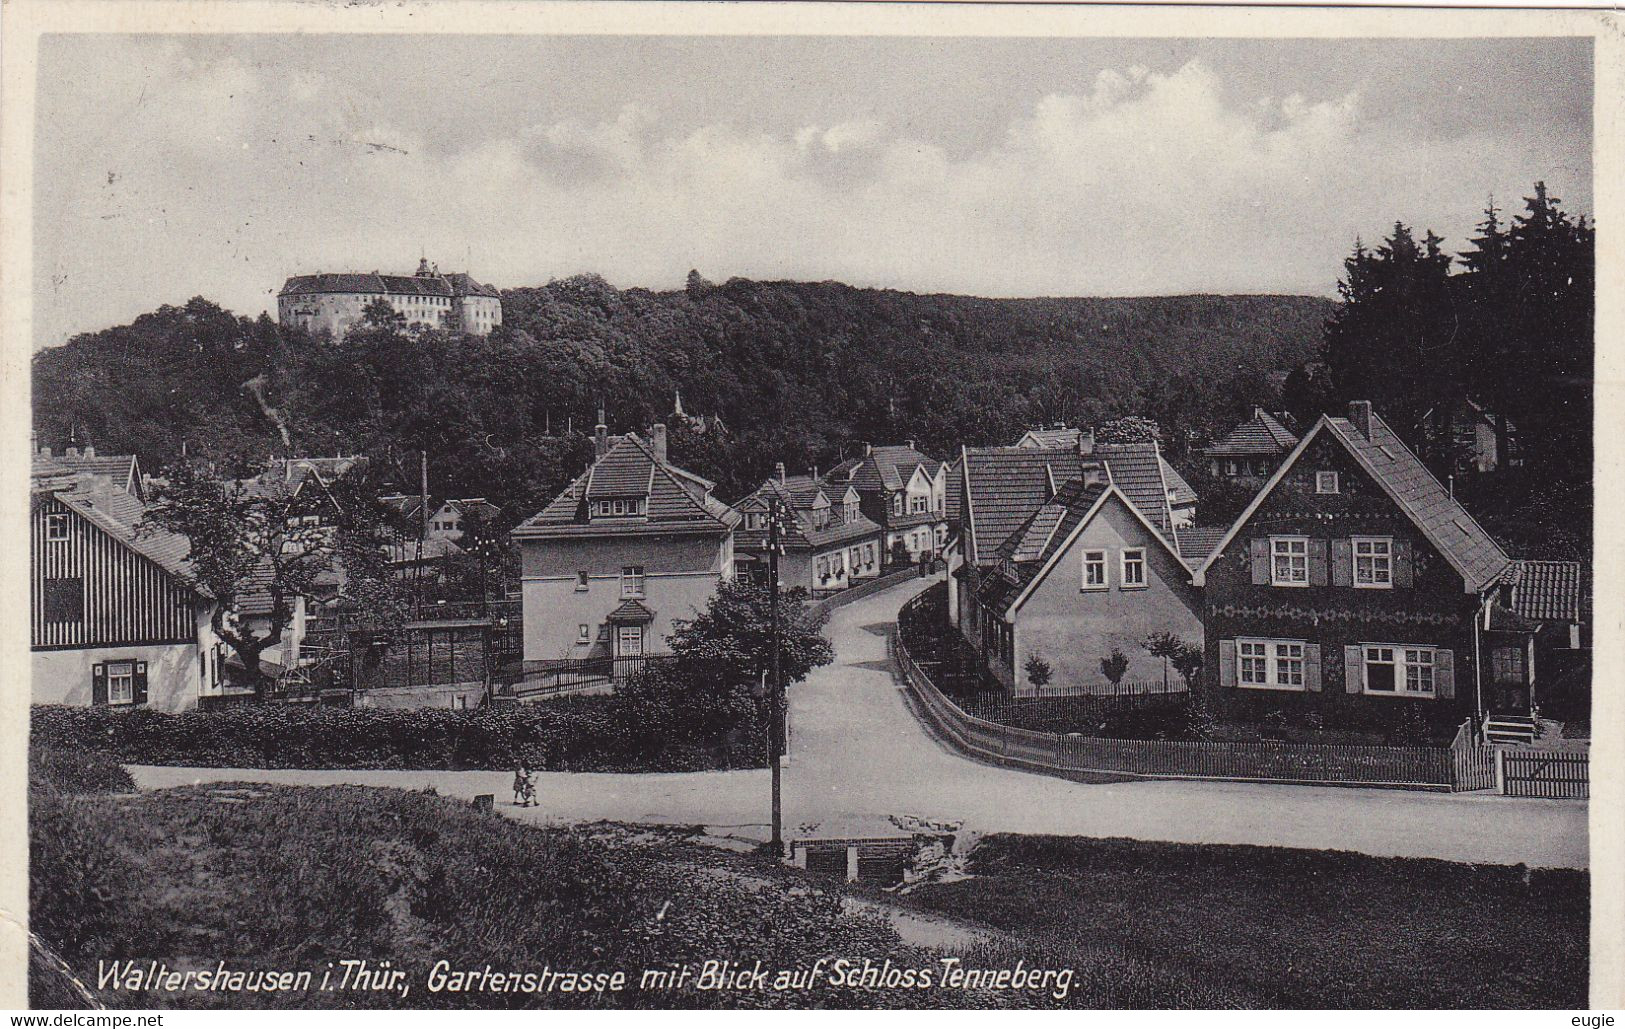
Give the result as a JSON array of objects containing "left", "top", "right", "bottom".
[
  {"left": 1100, "top": 648, "right": 1129, "bottom": 687},
  {"left": 30, "top": 746, "right": 135, "bottom": 794}
]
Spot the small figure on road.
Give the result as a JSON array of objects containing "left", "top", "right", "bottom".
[{"left": 513, "top": 762, "right": 536, "bottom": 807}]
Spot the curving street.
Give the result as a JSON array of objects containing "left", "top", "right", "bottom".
[{"left": 131, "top": 577, "right": 1588, "bottom": 869}]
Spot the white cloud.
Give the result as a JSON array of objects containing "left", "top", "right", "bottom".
[{"left": 34, "top": 53, "right": 1591, "bottom": 346}]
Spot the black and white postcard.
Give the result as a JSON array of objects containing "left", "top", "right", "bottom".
[{"left": 2, "top": 0, "right": 1619, "bottom": 1014}]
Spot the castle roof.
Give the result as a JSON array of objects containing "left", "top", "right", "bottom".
[{"left": 279, "top": 270, "right": 500, "bottom": 300}]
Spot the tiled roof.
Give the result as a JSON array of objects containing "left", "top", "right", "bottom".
[
  {"left": 1020, "top": 427, "right": 1084, "bottom": 449},
  {"left": 983, "top": 481, "right": 1108, "bottom": 616},
  {"left": 1096, "top": 443, "right": 1174, "bottom": 539},
  {"left": 1176, "top": 527, "right": 1228, "bottom": 567},
  {"left": 1508, "top": 560, "right": 1584, "bottom": 623},
  {"left": 45, "top": 452, "right": 140, "bottom": 492},
  {"left": 280, "top": 272, "right": 500, "bottom": 299},
  {"left": 1161, "top": 459, "right": 1198, "bottom": 507},
  {"left": 514, "top": 435, "right": 738, "bottom": 539},
  {"left": 832, "top": 445, "right": 942, "bottom": 492},
  {"left": 607, "top": 599, "right": 656, "bottom": 623},
  {"left": 961, "top": 447, "right": 1091, "bottom": 566},
  {"left": 52, "top": 483, "right": 204, "bottom": 593},
  {"left": 734, "top": 477, "right": 882, "bottom": 552},
  {"left": 943, "top": 459, "right": 962, "bottom": 524},
  {"left": 1324, "top": 414, "right": 1510, "bottom": 592},
  {"left": 1205, "top": 410, "right": 1299, "bottom": 457},
  {"left": 385, "top": 537, "right": 465, "bottom": 564}
]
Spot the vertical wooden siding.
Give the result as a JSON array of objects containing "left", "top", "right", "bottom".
[{"left": 31, "top": 498, "right": 196, "bottom": 648}]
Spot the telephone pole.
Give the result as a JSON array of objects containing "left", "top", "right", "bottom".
[{"left": 766, "top": 493, "right": 785, "bottom": 855}]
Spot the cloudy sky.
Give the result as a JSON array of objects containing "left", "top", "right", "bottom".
[{"left": 33, "top": 34, "right": 1591, "bottom": 346}]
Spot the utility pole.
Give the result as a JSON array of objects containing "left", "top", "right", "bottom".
[{"left": 766, "top": 493, "right": 785, "bottom": 856}]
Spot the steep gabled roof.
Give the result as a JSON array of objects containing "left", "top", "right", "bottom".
[
  {"left": 513, "top": 434, "right": 738, "bottom": 539},
  {"left": 1160, "top": 458, "right": 1198, "bottom": 507},
  {"left": 734, "top": 476, "right": 882, "bottom": 552},
  {"left": 1018, "top": 427, "right": 1085, "bottom": 449},
  {"left": 1205, "top": 409, "right": 1299, "bottom": 457},
  {"left": 44, "top": 451, "right": 143, "bottom": 497},
  {"left": 961, "top": 447, "right": 1091, "bottom": 566},
  {"left": 833, "top": 445, "right": 943, "bottom": 492},
  {"left": 1176, "top": 526, "right": 1228, "bottom": 569},
  {"left": 1193, "top": 408, "right": 1511, "bottom": 593},
  {"left": 48, "top": 483, "right": 206, "bottom": 595},
  {"left": 1096, "top": 443, "right": 1175, "bottom": 540}
]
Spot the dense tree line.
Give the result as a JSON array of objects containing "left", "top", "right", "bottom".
[
  {"left": 33, "top": 281, "right": 1329, "bottom": 516},
  {"left": 1283, "top": 183, "right": 1593, "bottom": 559}
]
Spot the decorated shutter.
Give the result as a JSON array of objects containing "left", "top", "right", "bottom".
[
  {"left": 91, "top": 663, "right": 108, "bottom": 706},
  {"left": 1249, "top": 539, "right": 1270, "bottom": 585},
  {"left": 133, "top": 661, "right": 149, "bottom": 705},
  {"left": 1435, "top": 648, "right": 1455, "bottom": 699},
  {"left": 1218, "top": 640, "right": 1236, "bottom": 688},
  {"left": 1331, "top": 539, "right": 1353, "bottom": 587},
  {"left": 1303, "top": 644, "right": 1322, "bottom": 692},
  {"left": 1393, "top": 539, "right": 1415, "bottom": 588},
  {"left": 1308, "top": 539, "right": 1329, "bottom": 587},
  {"left": 1343, "top": 645, "right": 1364, "bottom": 693}
]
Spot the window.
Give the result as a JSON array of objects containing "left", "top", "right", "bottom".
[
  {"left": 42, "top": 577, "right": 83, "bottom": 623},
  {"left": 1270, "top": 536, "right": 1309, "bottom": 586},
  {"left": 597, "top": 624, "right": 611, "bottom": 642},
  {"left": 892, "top": 493, "right": 904, "bottom": 516},
  {"left": 850, "top": 547, "right": 862, "bottom": 568},
  {"left": 1236, "top": 638, "right": 1306, "bottom": 690},
  {"left": 910, "top": 495, "right": 928, "bottom": 514},
  {"left": 575, "top": 571, "right": 590, "bottom": 591},
  {"left": 617, "top": 626, "right": 644, "bottom": 657},
  {"left": 1316, "top": 471, "right": 1339, "bottom": 494},
  {"left": 620, "top": 565, "right": 645, "bottom": 597},
  {"left": 1363, "top": 645, "right": 1435, "bottom": 696},
  {"left": 107, "top": 661, "right": 134, "bottom": 705},
  {"left": 1491, "top": 646, "right": 1527, "bottom": 684},
  {"left": 1352, "top": 537, "right": 1393, "bottom": 589},
  {"left": 1081, "top": 550, "right": 1107, "bottom": 590},
  {"left": 576, "top": 624, "right": 591, "bottom": 644},
  {"left": 44, "top": 513, "right": 69, "bottom": 541},
  {"left": 1121, "top": 548, "right": 1147, "bottom": 588},
  {"left": 745, "top": 512, "right": 764, "bottom": 531},
  {"left": 864, "top": 544, "right": 875, "bottom": 566},
  {"left": 817, "top": 557, "right": 830, "bottom": 578}
]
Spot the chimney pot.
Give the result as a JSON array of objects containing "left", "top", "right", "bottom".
[
  {"left": 1077, "top": 429, "right": 1095, "bottom": 456},
  {"left": 83, "top": 445, "right": 95, "bottom": 458},
  {"left": 775, "top": 462, "right": 786, "bottom": 483},
  {"left": 66, "top": 447, "right": 79, "bottom": 458},
  {"left": 864, "top": 442, "right": 872, "bottom": 457},
  {"left": 594, "top": 408, "right": 609, "bottom": 459},
  {"left": 651, "top": 423, "right": 668, "bottom": 464},
  {"left": 905, "top": 439, "right": 916, "bottom": 451},
  {"left": 1348, "top": 400, "right": 1374, "bottom": 441}
]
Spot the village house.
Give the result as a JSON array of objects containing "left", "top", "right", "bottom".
[
  {"left": 1203, "top": 408, "right": 1298, "bottom": 486},
  {"left": 1193, "top": 401, "right": 1519, "bottom": 739},
  {"left": 511, "top": 418, "right": 738, "bottom": 667},
  {"left": 824, "top": 443, "right": 950, "bottom": 567},
  {"left": 1014, "top": 425, "right": 1197, "bottom": 527},
  {"left": 29, "top": 463, "right": 235, "bottom": 712},
  {"left": 35, "top": 443, "right": 145, "bottom": 501},
  {"left": 1421, "top": 398, "right": 1521, "bottom": 475},
  {"left": 426, "top": 497, "right": 503, "bottom": 542},
  {"left": 733, "top": 464, "right": 886, "bottom": 595},
  {"left": 953, "top": 434, "right": 1201, "bottom": 692}
]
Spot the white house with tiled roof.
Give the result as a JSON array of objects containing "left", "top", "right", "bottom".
[
  {"left": 824, "top": 443, "right": 949, "bottom": 566},
  {"left": 511, "top": 418, "right": 738, "bottom": 666},
  {"left": 734, "top": 464, "right": 886, "bottom": 596}
]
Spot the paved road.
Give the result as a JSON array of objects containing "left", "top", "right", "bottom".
[{"left": 131, "top": 577, "right": 1589, "bottom": 869}]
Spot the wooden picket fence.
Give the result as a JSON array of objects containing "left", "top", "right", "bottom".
[
  {"left": 1449, "top": 718, "right": 1498, "bottom": 792},
  {"left": 1502, "top": 750, "right": 1590, "bottom": 799},
  {"left": 892, "top": 606, "right": 1452, "bottom": 790}
]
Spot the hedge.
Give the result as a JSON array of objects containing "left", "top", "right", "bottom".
[{"left": 30, "top": 700, "right": 766, "bottom": 773}]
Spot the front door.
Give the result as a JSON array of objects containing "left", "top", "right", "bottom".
[{"left": 617, "top": 626, "right": 644, "bottom": 658}]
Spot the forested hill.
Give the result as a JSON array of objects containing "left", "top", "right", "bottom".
[{"left": 31, "top": 277, "right": 1333, "bottom": 512}]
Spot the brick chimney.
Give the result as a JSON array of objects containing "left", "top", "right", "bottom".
[
  {"left": 594, "top": 407, "right": 609, "bottom": 459},
  {"left": 1348, "top": 400, "right": 1374, "bottom": 441},
  {"left": 66, "top": 446, "right": 79, "bottom": 458},
  {"left": 651, "top": 423, "right": 668, "bottom": 464},
  {"left": 1077, "top": 429, "right": 1095, "bottom": 456},
  {"left": 83, "top": 446, "right": 96, "bottom": 458},
  {"left": 775, "top": 461, "right": 786, "bottom": 483},
  {"left": 863, "top": 442, "right": 872, "bottom": 457}
]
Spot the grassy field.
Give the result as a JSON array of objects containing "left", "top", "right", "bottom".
[
  {"left": 900, "top": 834, "right": 1588, "bottom": 1009},
  {"left": 29, "top": 774, "right": 1587, "bottom": 1009}
]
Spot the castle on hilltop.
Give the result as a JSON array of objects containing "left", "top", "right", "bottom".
[{"left": 277, "top": 258, "right": 502, "bottom": 339}]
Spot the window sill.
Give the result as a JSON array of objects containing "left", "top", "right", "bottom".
[
  {"left": 1237, "top": 682, "right": 1307, "bottom": 692},
  {"left": 1080, "top": 586, "right": 1109, "bottom": 593},
  {"left": 1120, "top": 583, "right": 1149, "bottom": 591},
  {"left": 1352, "top": 582, "right": 1394, "bottom": 590},
  {"left": 1361, "top": 690, "right": 1436, "bottom": 699},
  {"left": 1270, "top": 581, "right": 1311, "bottom": 588}
]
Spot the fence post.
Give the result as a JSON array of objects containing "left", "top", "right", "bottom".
[{"left": 1495, "top": 748, "right": 1506, "bottom": 795}]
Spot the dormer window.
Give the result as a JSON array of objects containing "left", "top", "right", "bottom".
[
  {"left": 593, "top": 498, "right": 643, "bottom": 518},
  {"left": 891, "top": 493, "right": 904, "bottom": 516}
]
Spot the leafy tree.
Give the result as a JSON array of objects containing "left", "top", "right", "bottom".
[
  {"left": 1023, "top": 654, "right": 1053, "bottom": 689},
  {"left": 1100, "top": 647, "right": 1130, "bottom": 687},
  {"left": 1095, "top": 416, "right": 1162, "bottom": 445},
  {"left": 665, "top": 577, "right": 834, "bottom": 687}
]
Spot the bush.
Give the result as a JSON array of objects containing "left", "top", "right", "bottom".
[
  {"left": 30, "top": 700, "right": 765, "bottom": 773},
  {"left": 30, "top": 746, "right": 135, "bottom": 794}
]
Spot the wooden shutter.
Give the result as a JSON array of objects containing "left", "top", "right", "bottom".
[
  {"left": 1435, "top": 648, "right": 1454, "bottom": 699},
  {"left": 133, "top": 661, "right": 149, "bottom": 705},
  {"left": 1249, "top": 539, "right": 1270, "bottom": 585},
  {"left": 1343, "top": 645, "right": 1364, "bottom": 693},
  {"left": 1393, "top": 539, "right": 1415, "bottom": 588},
  {"left": 1303, "top": 644, "right": 1322, "bottom": 692},
  {"left": 1331, "top": 539, "right": 1352, "bottom": 587},
  {"left": 1218, "top": 640, "right": 1236, "bottom": 688},
  {"left": 1309, "top": 539, "right": 1329, "bottom": 587},
  {"left": 91, "top": 663, "right": 108, "bottom": 706}
]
